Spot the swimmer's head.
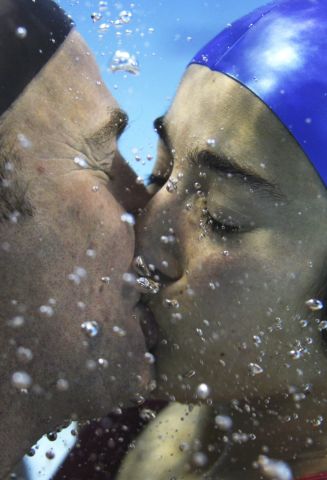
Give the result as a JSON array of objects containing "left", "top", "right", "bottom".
[
  {"left": 138, "top": 0, "right": 327, "bottom": 405},
  {"left": 190, "top": 0, "right": 327, "bottom": 188},
  {"left": 0, "top": 0, "right": 73, "bottom": 116}
]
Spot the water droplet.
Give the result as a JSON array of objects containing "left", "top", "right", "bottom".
[
  {"left": 101, "top": 276, "right": 111, "bottom": 285},
  {"left": 16, "top": 26, "right": 27, "bottom": 39},
  {"left": 110, "top": 50, "right": 140, "bottom": 75},
  {"left": 12, "top": 371, "right": 32, "bottom": 390},
  {"left": 196, "top": 383, "right": 210, "bottom": 399},
  {"left": 16, "top": 347, "right": 33, "bottom": 364},
  {"left": 214, "top": 415, "right": 233, "bottom": 431},
  {"left": 135, "top": 277, "right": 160, "bottom": 294},
  {"left": 305, "top": 298, "right": 324, "bottom": 311},
  {"left": 91, "top": 12, "right": 102, "bottom": 22},
  {"left": 56, "top": 378, "right": 69, "bottom": 391},
  {"left": 248, "top": 363, "right": 263, "bottom": 376},
  {"left": 121, "top": 212, "right": 135, "bottom": 225},
  {"left": 257, "top": 455, "right": 292, "bottom": 480},
  {"left": 166, "top": 177, "right": 178, "bottom": 193},
  {"left": 92, "top": 185, "right": 100, "bottom": 192},
  {"left": 81, "top": 321, "right": 100, "bottom": 338},
  {"left": 119, "top": 10, "right": 132, "bottom": 24}
]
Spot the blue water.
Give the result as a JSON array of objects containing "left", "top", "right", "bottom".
[{"left": 59, "top": 0, "right": 266, "bottom": 179}]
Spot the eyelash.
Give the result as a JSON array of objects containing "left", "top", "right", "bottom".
[
  {"left": 202, "top": 208, "right": 240, "bottom": 235},
  {"left": 146, "top": 173, "right": 167, "bottom": 187}
]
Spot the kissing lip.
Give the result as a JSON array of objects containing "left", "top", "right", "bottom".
[{"left": 136, "top": 300, "right": 159, "bottom": 352}]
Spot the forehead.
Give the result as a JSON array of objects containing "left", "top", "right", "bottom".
[
  {"left": 165, "top": 64, "right": 323, "bottom": 196},
  {"left": 32, "top": 30, "right": 120, "bottom": 134}
]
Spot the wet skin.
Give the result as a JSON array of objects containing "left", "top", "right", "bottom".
[
  {"left": 0, "top": 30, "right": 152, "bottom": 475},
  {"left": 134, "top": 65, "right": 327, "bottom": 478}
]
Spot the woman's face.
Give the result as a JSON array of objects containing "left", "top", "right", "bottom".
[{"left": 137, "top": 65, "right": 327, "bottom": 404}]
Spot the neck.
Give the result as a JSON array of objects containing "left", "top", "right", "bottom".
[
  {"left": 202, "top": 388, "right": 327, "bottom": 480},
  {"left": 0, "top": 381, "right": 68, "bottom": 478}
]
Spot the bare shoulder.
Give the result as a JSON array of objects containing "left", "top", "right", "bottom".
[{"left": 116, "top": 402, "right": 210, "bottom": 480}]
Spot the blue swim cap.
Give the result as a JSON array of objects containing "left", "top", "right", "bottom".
[{"left": 190, "top": 0, "right": 327, "bottom": 188}]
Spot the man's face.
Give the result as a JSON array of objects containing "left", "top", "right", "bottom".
[
  {"left": 0, "top": 31, "right": 152, "bottom": 421},
  {"left": 138, "top": 65, "right": 327, "bottom": 404}
]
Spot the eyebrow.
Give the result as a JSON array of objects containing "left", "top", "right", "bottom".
[
  {"left": 190, "top": 149, "right": 285, "bottom": 200},
  {"left": 154, "top": 115, "right": 285, "bottom": 200},
  {"left": 86, "top": 108, "right": 129, "bottom": 146}
]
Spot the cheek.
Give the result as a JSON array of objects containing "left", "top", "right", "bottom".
[{"left": 58, "top": 175, "right": 135, "bottom": 273}]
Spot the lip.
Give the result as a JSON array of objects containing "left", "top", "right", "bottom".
[{"left": 135, "top": 301, "right": 159, "bottom": 351}]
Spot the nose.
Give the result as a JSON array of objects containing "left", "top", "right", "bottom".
[{"left": 136, "top": 188, "right": 184, "bottom": 282}]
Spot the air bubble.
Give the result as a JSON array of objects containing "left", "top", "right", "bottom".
[
  {"left": 101, "top": 276, "right": 111, "bottom": 285},
  {"left": 112, "top": 325, "right": 126, "bottom": 337},
  {"left": 74, "top": 156, "right": 89, "bottom": 168},
  {"left": 133, "top": 256, "right": 151, "bottom": 277},
  {"left": 144, "top": 352, "right": 155, "bottom": 364},
  {"left": 318, "top": 321, "right": 327, "bottom": 331},
  {"left": 12, "top": 371, "right": 32, "bottom": 390},
  {"left": 39, "top": 305, "right": 54, "bottom": 317},
  {"left": 206, "top": 138, "right": 216, "bottom": 147},
  {"left": 166, "top": 178, "right": 178, "bottom": 193},
  {"left": 135, "top": 277, "right": 160, "bottom": 294},
  {"left": 121, "top": 212, "right": 135, "bottom": 225},
  {"left": 16, "top": 347, "right": 33, "bottom": 363},
  {"left": 81, "top": 321, "right": 100, "bottom": 338},
  {"left": 56, "top": 379, "right": 69, "bottom": 391},
  {"left": 139, "top": 408, "right": 156, "bottom": 421},
  {"left": 16, "top": 26, "right": 27, "bottom": 39},
  {"left": 192, "top": 452, "right": 208, "bottom": 468},
  {"left": 257, "top": 455, "right": 292, "bottom": 480},
  {"left": 214, "top": 415, "right": 233, "bottom": 431},
  {"left": 305, "top": 298, "right": 324, "bottom": 311},
  {"left": 91, "top": 12, "right": 102, "bottom": 22},
  {"left": 248, "top": 363, "right": 263, "bottom": 376},
  {"left": 98, "top": 358, "right": 109, "bottom": 368},
  {"left": 110, "top": 50, "right": 140, "bottom": 75},
  {"left": 119, "top": 10, "right": 132, "bottom": 24},
  {"left": 196, "top": 383, "right": 211, "bottom": 399}
]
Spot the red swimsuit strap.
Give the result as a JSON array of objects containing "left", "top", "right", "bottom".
[{"left": 297, "top": 474, "right": 327, "bottom": 480}]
